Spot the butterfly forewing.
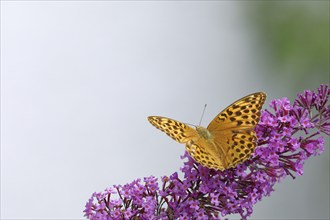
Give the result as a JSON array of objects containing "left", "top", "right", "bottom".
[
  {"left": 208, "top": 92, "right": 266, "bottom": 130},
  {"left": 207, "top": 92, "right": 266, "bottom": 169},
  {"left": 147, "top": 116, "right": 198, "bottom": 143}
]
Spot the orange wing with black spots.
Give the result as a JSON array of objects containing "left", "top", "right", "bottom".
[{"left": 147, "top": 116, "right": 198, "bottom": 143}]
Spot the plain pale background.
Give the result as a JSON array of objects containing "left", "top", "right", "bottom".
[{"left": 1, "top": 2, "right": 329, "bottom": 219}]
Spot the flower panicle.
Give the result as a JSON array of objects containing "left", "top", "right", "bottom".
[{"left": 84, "top": 84, "right": 329, "bottom": 220}]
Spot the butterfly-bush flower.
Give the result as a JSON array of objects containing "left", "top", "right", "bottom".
[{"left": 84, "top": 84, "right": 329, "bottom": 220}]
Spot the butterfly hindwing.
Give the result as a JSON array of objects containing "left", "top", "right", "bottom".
[
  {"left": 212, "top": 129, "right": 257, "bottom": 169},
  {"left": 185, "top": 138, "right": 226, "bottom": 170}
]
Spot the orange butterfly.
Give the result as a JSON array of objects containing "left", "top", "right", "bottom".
[{"left": 148, "top": 92, "right": 266, "bottom": 171}]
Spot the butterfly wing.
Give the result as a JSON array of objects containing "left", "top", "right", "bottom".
[
  {"left": 147, "top": 116, "right": 199, "bottom": 143},
  {"left": 207, "top": 92, "right": 266, "bottom": 169}
]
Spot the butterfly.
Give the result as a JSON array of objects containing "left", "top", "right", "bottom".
[{"left": 147, "top": 92, "right": 266, "bottom": 171}]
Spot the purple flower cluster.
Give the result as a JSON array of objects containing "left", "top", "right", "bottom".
[{"left": 84, "top": 85, "right": 329, "bottom": 220}]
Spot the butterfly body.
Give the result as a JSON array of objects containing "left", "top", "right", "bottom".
[{"left": 148, "top": 92, "right": 266, "bottom": 171}]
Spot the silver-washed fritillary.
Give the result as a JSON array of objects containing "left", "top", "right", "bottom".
[{"left": 148, "top": 92, "right": 266, "bottom": 171}]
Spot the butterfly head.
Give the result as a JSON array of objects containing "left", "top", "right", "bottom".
[{"left": 196, "top": 126, "right": 213, "bottom": 140}]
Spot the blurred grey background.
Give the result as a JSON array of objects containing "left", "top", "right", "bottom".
[{"left": 1, "top": 1, "right": 329, "bottom": 219}]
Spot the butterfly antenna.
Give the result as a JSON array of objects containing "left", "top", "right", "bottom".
[{"left": 199, "top": 104, "right": 207, "bottom": 126}]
